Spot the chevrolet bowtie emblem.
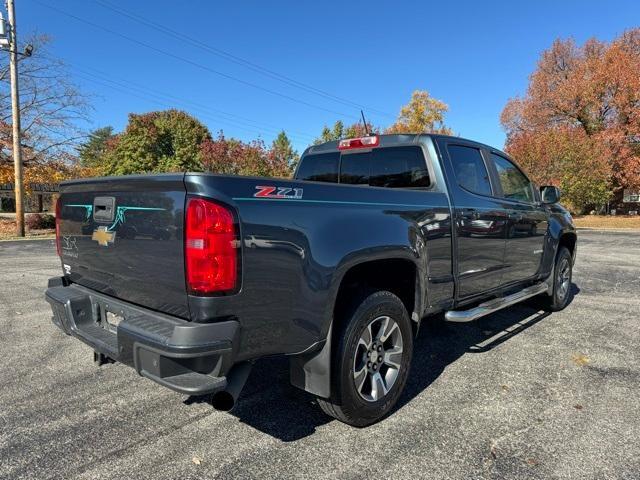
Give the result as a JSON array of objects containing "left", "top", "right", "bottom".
[{"left": 92, "top": 226, "right": 116, "bottom": 247}]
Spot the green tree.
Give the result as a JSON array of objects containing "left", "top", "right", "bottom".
[
  {"left": 271, "top": 131, "right": 299, "bottom": 172},
  {"left": 101, "top": 110, "right": 211, "bottom": 175},
  {"left": 313, "top": 120, "right": 380, "bottom": 144},
  {"left": 314, "top": 120, "right": 345, "bottom": 144},
  {"left": 77, "top": 126, "right": 115, "bottom": 168},
  {"left": 385, "top": 90, "right": 452, "bottom": 135}
]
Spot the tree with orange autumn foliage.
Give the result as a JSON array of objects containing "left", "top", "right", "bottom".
[
  {"left": 314, "top": 90, "right": 452, "bottom": 144},
  {"left": 502, "top": 29, "right": 640, "bottom": 212},
  {"left": 386, "top": 90, "right": 453, "bottom": 135},
  {"left": 0, "top": 160, "right": 95, "bottom": 193}
]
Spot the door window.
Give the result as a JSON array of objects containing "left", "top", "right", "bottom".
[
  {"left": 491, "top": 154, "right": 534, "bottom": 203},
  {"left": 448, "top": 145, "right": 492, "bottom": 196}
]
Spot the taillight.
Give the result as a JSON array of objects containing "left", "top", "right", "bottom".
[
  {"left": 185, "top": 197, "right": 238, "bottom": 295},
  {"left": 338, "top": 135, "right": 379, "bottom": 150},
  {"left": 55, "top": 197, "right": 61, "bottom": 257}
]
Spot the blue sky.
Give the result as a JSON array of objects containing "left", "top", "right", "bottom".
[{"left": 21, "top": 0, "right": 640, "bottom": 153}]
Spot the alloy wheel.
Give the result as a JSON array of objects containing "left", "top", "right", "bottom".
[
  {"left": 352, "top": 315, "right": 404, "bottom": 402},
  {"left": 557, "top": 258, "right": 571, "bottom": 301}
]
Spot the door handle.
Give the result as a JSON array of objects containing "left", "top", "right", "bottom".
[{"left": 509, "top": 213, "right": 523, "bottom": 221}]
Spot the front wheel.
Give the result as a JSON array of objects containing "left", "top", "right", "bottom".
[
  {"left": 539, "top": 246, "right": 573, "bottom": 311},
  {"left": 317, "top": 290, "right": 413, "bottom": 427}
]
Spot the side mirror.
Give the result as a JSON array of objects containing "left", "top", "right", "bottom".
[{"left": 540, "top": 185, "right": 561, "bottom": 204}]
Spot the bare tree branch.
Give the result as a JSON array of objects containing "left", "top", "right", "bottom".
[{"left": 0, "top": 34, "right": 92, "bottom": 166}]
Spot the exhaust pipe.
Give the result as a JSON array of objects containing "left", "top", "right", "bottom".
[{"left": 211, "top": 361, "right": 252, "bottom": 411}]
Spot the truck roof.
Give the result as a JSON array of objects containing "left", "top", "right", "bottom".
[{"left": 302, "top": 133, "right": 503, "bottom": 157}]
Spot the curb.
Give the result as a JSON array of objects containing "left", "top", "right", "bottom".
[
  {"left": 0, "top": 236, "right": 55, "bottom": 242},
  {"left": 576, "top": 227, "right": 640, "bottom": 233}
]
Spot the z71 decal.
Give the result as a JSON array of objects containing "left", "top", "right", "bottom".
[{"left": 254, "top": 185, "right": 303, "bottom": 200}]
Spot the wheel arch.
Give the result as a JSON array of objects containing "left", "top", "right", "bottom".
[
  {"left": 541, "top": 209, "right": 577, "bottom": 278},
  {"left": 333, "top": 257, "right": 421, "bottom": 328},
  {"left": 558, "top": 230, "right": 577, "bottom": 262},
  {"left": 289, "top": 254, "right": 422, "bottom": 398}
]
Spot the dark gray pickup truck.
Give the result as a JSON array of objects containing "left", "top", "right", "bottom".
[{"left": 46, "top": 133, "right": 576, "bottom": 426}]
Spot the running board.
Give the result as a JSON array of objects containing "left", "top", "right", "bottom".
[{"left": 445, "top": 283, "right": 548, "bottom": 323}]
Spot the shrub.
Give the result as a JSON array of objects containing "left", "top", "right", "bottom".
[{"left": 26, "top": 213, "right": 56, "bottom": 230}]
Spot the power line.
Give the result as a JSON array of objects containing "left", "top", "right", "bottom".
[
  {"left": 72, "top": 64, "right": 317, "bottom": 142},
  {"left": 75, "top": 72, "right": 271, "bottom": 139},
  {"left": 74, "top": 69, "right": 316, "bottom": 142},
  {"left": 94, "top": 0, "right": 395, "bottom": 120},
  {"left": 32, "top": 0, "right": 360, "bottom": 121},
  {"left": 31, "top": 50, "right": 319, "bottom": 141}
]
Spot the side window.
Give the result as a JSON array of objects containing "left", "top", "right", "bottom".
[
  {"left": 491, "top": 153, "right": 534, "bottom": 203},
  {"left": 447, "top": 145, "right": 492, "bottom": 196},
  {"left": 340, "top": 152, "right": 370, "bottom": 185},
  {"left": 295, "top": 152, "right": 339, "bottom": 183},
  {"left": 370, "top": 146, "right": 430, "bottom": 188}
]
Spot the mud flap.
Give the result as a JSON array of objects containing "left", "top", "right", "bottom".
[{"left": 289, "top": 324, "right": 332, "bottom": 399}]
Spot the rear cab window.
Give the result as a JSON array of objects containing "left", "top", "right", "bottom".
[
  {"left": 370, "top": 147, "right": 430, "bottom": 188},
  {"left": 295, "top": 152, "right": 339, "bottom": 183},
  {"left": 296, "top": 146, "right": 430, "bottom": 189},
  {"left": 340, "top": 152, "right": 369, "bottom": 185}
]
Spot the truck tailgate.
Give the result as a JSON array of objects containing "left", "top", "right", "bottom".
[{"left": 57, "top": 174, "right": 189, "bottom": 318}]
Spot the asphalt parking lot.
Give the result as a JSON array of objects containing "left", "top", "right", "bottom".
[{"left": 1, "top": 230, "right": 639, "bottom": 479}]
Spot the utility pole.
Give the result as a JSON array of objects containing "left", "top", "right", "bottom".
[{"left": 6, "top": 0, "right": 24, "bottom": 236}]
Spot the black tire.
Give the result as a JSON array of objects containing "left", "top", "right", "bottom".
[
  {"left": 538, "top": 246, "right": 573, "bottom": 311},
  {"left": 317, "top": 290, "right": 413, "bottom": 427}
]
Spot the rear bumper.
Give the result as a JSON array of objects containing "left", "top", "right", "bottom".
[{"left": 45, "top": 277, "right": 239, "bottom": 396}]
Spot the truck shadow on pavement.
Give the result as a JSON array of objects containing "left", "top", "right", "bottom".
[{"left": 202, "top": 284, "right": 579, "bottom": 442}]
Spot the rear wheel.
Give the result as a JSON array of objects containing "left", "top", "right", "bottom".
[
  {"left": 539, "top": 246, "right": 573, "bottom": 311},
  {"left": 317, "top": 290, "right": 413, "bottom": 427}
]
